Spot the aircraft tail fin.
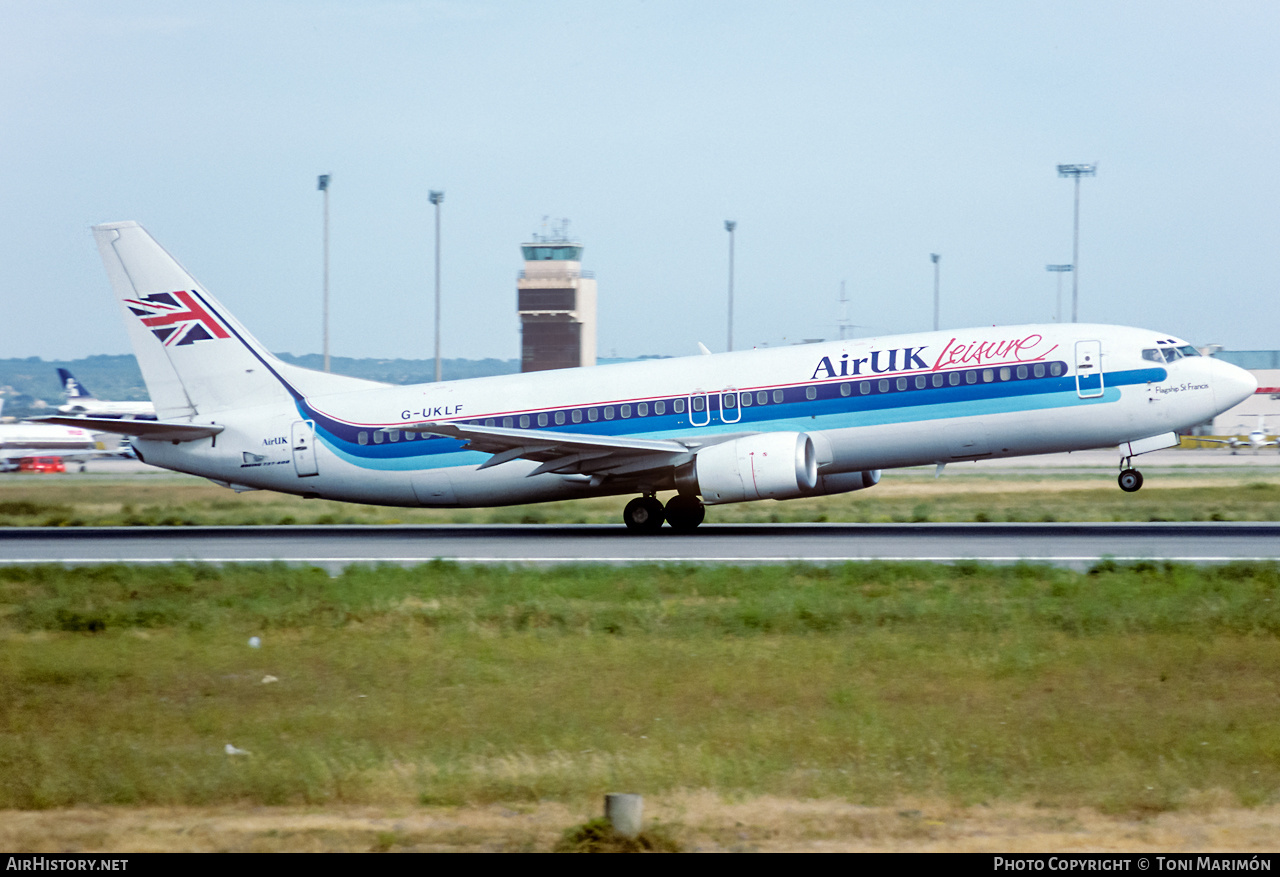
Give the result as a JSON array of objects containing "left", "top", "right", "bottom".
[
  {"left": 93, "top": 222, "right": 384, "bottom": 419},
  {"left": 57, "top": 368, "right": 95, "bottom": 400}
]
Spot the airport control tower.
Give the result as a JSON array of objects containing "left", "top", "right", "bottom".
[{"left": 517, "top": 222, "right": 597, "bottom": 372}]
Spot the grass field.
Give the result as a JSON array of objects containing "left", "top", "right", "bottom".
[
  {"left": 4, "top": 464, "right": 1280, "bottom": 849},
  {"left": 2, "top": 465, "right": 1280, "bottom": 526},
  {"left": 3, "top": 561, "right": 1279, "bottom": 832}
]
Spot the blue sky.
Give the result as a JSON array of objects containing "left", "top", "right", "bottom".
[{"left": 2, "top": 0, "right": 1277, "bottom": 362}]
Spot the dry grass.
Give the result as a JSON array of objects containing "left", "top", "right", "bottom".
[{"left": 3, "top": 795, "right": 1278, "bottom": 852}]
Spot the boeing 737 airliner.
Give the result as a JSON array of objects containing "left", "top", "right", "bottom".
[{"left": 41, "top": 222, "right": 1257, "bottom": 531}]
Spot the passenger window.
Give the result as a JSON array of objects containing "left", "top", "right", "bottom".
[
  {"left": 948, "top": 372, "right": 960, "bottom": 386},
  {"left": 555, "top": 411, "right": 565, "bottom": 425},
  {"left": 638, "top": 402, "right": 649, "bottom": 416},
  {"left": 878, "top": 379, "right": 889, "bottom": 392},
  {"left": 999, "top": 367, "right": 1011, "bottom": 381},
  {"left": 358, "top": 431, "right": 368, "bottom": 445},
  {"left": 1033, "top": 364, "right": 1045, "bottom": 378},
  {"left": 1050, "top": 362, "right": 1063, "bottom": 376},
  {"left": 896, "top": 377, "right": 907, "bottom": 391},
  {"left": 805, "top": 387, "right": 817, "bottom": 400},
  {"left": 757, "top": 391, "right": 768, "bottom": 405},
  {"left": 1016, "top": 366, "right": 1027, "bottom": 379},
  {"left": 692, "top": 397, "right": 705, "bottom": 412},
  {"left": 406, "top": 431, "right": 416, "bottom": 440},
  {"left": 519, "top": 415, "right": 530, "bottom": 428},
  {"left": 604, "top": 406, "right": 615, "bottom": 420},
  {"left": 860, "top": 382, "right": 870, "bottom": 395},
  {"left": 388, "top": 430, "right": 399, "bottom": 442},
  {"left": 674, "top": 399, "right": 686, "bottom": 413},
  {"left": 966, "top": 371, "right": 977, "bottom": 384},
  {"left": 772, "top": 389, "right": 784, "bottom": 403},
  {"left": 932, "top": 374, "right": 943, "bottom": 388},
  {"left": 723, "top": 393, "right": 736, "bottom": 408},
  {"left": 982, "top": 369, "right": 994, "bottom": 383},
  {"left": 373, "top": 431, "right": 384, "bottom": 444},
  {"left": 654, "top": 401, "right": 665, "bottom": 415},
  {"left": 485, "top": 418, "right": 496, "bottom": 426},
  {"left": 571, "top": 409, "right": 582, "bottom": 423},
  {"left": 915, "top": 375, "right": 927, "bottom": 389},
  {"left": 503, "top": 417, "right": 513, "bottom": 428},
  {"left": 537, "top": 413, "right": 548, "bottom": 427},
  {"left": 621, "top": 404, "right": 631, "bottom": 418},
  {"left": 840, "top": 383, "right": 851, "bottom": 396},
  {"left": 740, "top": 393, "right": 752, "bottom": 407},
  {"left": 587, "top": 408, "right": 598, "bottom": 422}
]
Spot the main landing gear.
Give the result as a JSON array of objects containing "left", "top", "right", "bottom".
[
  {"left": 622, "top": 494, "right": 706, "bottom": 533},
  {"left": 1117, "top": 456, "right": 1144, "bottom": 493}
]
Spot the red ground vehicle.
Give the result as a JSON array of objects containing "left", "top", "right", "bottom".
[{"left": 17, "top": 456, "right": 66, "bottom": 473}]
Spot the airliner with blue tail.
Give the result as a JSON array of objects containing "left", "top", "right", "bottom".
[{"left": 40, "top": 221, "right": 1257, "bottom": 531}]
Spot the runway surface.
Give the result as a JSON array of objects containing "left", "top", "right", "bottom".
[{"left": 2, "top": 522, "right": 1279, "bottom": 569}]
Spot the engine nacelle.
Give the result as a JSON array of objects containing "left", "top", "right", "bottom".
[
  {"left": 680, "top": 432, "right": 818, "bottom": 504},
  {"left": 799, "top": 468, "right": 881, "bottom": 497}
]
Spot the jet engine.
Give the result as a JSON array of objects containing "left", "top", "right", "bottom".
[{"left": 678, "top": 432, "right": 818, "bottom": 504}]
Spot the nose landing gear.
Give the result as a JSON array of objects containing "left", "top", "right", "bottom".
[{"left": 1118, "top": 456, "right": 1144, "bottom": 493}]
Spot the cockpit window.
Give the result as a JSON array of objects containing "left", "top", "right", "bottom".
[{"left": 1144, "top": 346, "right": 1196, "bottom": 363}]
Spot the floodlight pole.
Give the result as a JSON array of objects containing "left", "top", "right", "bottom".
[
  {"left": 1046, "top": 264, "right": 1073, "bottom": 323},
  {"left": 1057, "top": 163, "right": 1096, "bottom": 322},
  {"left": 725, "top": 220, "right": 736, "bottom": 352},
  {"left": 318, "top": 174, "right": 331, "bottom": 372},
  {"left": 930, "top": 253, "right": 940, "bottom": 331},
  {"left": 430, "top": 190, "right": 444, "bottom": 382}
]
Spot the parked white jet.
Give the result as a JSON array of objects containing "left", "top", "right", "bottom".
[
  {"left": 57, "top": 368, "right": 156, "bottom": 420},
  {"left": 40, "top": 222, "right": 1258, "bottom": 530},
  {"left": 0, "top": 397, "right": 102, "bottom": 470},
  {"left": 1200, "top": 415, "right": 1278, "bottom": 454}
]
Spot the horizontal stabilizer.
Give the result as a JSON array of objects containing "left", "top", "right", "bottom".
[{"left": 33, "top": 416, "right": 224, "bottom": 442}]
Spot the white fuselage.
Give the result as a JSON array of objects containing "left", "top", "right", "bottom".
[
  {"left": 0, "top": 423, "right": 99, "bottom": 462},
  {"left": 131, "top": 323, "right": 1256, "bottom": 508},
  {"left": 57, "top": 399, "right": 156, "bottom": 419}
]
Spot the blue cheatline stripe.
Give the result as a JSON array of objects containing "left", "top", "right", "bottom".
[{"left": 294, "top": 363, "right": 1164, "bottom": 473}]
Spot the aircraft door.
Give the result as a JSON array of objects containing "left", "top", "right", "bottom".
[
  {"left": 291, "top": 420, "right": 319, "bottom": 477},
  {"left": 1075, "top": 340, "right": 1104, "bottom": 398},
  {"left": 689, "top": 392, "right": 710, "bottom": 427},
  {"left": 718, "top": 390, "right": 741, "bottom": 424}
]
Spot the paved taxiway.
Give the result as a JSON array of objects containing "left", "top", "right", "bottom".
[{"left": 2, "top": 522, "right": 1279, "bottom": 570}]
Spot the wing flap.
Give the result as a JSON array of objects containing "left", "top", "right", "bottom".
[{"left": 400, "top": 421, "right": 702, "bottom": 477}]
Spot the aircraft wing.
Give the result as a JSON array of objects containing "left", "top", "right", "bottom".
[
  {"left": 401, "top": 421, "right": 726, "bottom": 478},
  {"left": 32, "top": 416, "right": 224, "bottom": 442}
]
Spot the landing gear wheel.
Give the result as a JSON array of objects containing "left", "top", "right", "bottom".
[
  {"left": 623, "top": 496, "right": 666, "bottom": 533},
  {"left": 1118, "top": 468, "right": 1144, "bottom": 492},
  {"left": 664, "top": 494, "right": 706, "bottom": 532}
]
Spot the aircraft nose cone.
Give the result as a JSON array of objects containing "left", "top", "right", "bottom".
[{"left": 1212, "top": 360, "right": 1257, "bottom": 412}]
